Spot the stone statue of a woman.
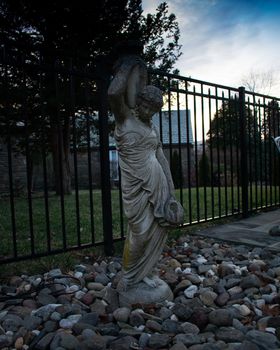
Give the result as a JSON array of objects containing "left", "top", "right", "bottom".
[{"left": 108, "top": 51, "right": 184, "bottom": 304}]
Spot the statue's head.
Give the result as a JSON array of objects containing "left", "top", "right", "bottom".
[{"left": 137, "top": 85, "right": 163, "bottom": 123}]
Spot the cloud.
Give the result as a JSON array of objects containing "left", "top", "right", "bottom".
[{"left": 142, "top": 0, "right": 280, "bottom": 95}]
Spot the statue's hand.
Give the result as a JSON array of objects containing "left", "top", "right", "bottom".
[{"left": 164, "top": 197, "right": 184, "bottom": 226}]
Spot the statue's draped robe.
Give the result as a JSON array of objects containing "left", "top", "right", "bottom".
[{"left": 115, "top": 115, "right": 170, "bottom": 286}]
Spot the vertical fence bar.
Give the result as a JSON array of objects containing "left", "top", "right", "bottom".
[
  {"left": 7, "top": 134, "right": 17, "bottom": 258},
  {"left": 239, "top": 86, "right": 249, "bottom": 218},
  {"left": 21, "top": 53, "right": 35, "bottom": 255},
  {"left": 193, "top": 85, "right": 200, "bottom": 221},
  {"left": 168, "top": 77, "right": 173, "bottom": 165},
  {"left": 24, "top": 102, "right": 35, "bottom": 256},
  {"left": 69, "top": 60, "right": 81, "bottom": 247},
  {"left": 97, "top": 63, "right": 113, "bottom": 256},
  {"left": 208, "top": 89, "right": 215, "bottom": 219},
  {"left": 277, "top": 103, "right": 280, "bottom": 204},
  {"left": 200, "top": 84, "right": 207, "bottom": 220},
  {"left": 263, "top": 97, "right": 268, "bottom": 207},
  {"left": 247, "top": 96, "right": 253, "bottom": 212},
  {"left": 3, "top": 47, "right": 17, "bottom": 258},
  {"left": 268, "top": 101, "right": 273, "bottom": 206},
  {"left": 215, "top": 87, "right": 221, "bottom": 217},
  {"left": 272, "top": 100, "right": 277, "bottom": 204},
  {"left": 176, "top": 82, "right": 183, "bottom": 204},
  {"left": 253, "top": 94, "right": 260, "bottom": 209},
  {"left": 257, "top": 99, "right": 263, "bottom": 208},
  {"left": 228, "top": 90, "right": 234, "bottom": 215},
  {"left": 39, "top": 55, "right": 51, "bottom": 253},
  {"left": 222, "top": 92, "right": 228, "bottom": 216},
  {"left": 84, "top": 78, "right": 95, "bottom": 244},
  {"left": 41, "top": 134, "right": 51, "bottom": 253},
  {"left": 185, "top": 81, "right": 192, "bottom": 223},
  {"left": 55, "top": 61, "right": 67, "bottom": 250},
  {"left": 159, "top": 108, "right": 163, "bottom": 142},
  {"left": 234, "top": 94, "right": 241, "bottom": 213}
]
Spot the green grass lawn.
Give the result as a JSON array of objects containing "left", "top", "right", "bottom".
[{"left": 0, "top": 185, "right": 279, "bottom": 259}]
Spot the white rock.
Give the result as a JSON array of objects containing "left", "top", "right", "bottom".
[
  {"left": 171, "top": 314, "right": 178, "bottom": 321},
  {"left": 31, "top": 330, "right": 40, "bottom": 336},
  {"left": 32, "top": 278, "right": 42, "bottom": 287},
  {"left": 234, "top": 267, "right": 242, "bottom": 276},
  {"left": 75, "top": 290, "right": 86, "bottom": 300},
  {"left": 5, "top": 331, "right": 13, "bottom": 336},
  {"left": 165, "top": 301, "right": 175, "bottom": 308},
  {"left": 182, "top": 268, "right": 192, "bottom": 274},
  {"left": 175, "top": 267, "right": 182, "bottom": 274},
  {"left": 196, "top": 255, "right": 207, "bottom": 264},
  {"left": 265, "top": 327, "right": 276, "bottom": 334},
  {"left": 24, "top": 284, "right": 32, "bottom": 292},
  {"left": 66, "top": 285, "right": 79, "bottom": 293},
  {"left": 133, "top": 308, "right": 144, "bottom": 314},
  {"left": 59, "top": 314, "right": 82, "bottom": 329},
  {"left": 233, "top": 304, "right": 251, "bottom": 316},
  {"left": 74, "top": 271, "right": 83, "bottom": 279},
  {"left": 135, "top": 325, "right": 145, "bottom": 331},
  {"left": 254, "top": 299, "right": 265, "bottom": 309},
  {"left": 184, "top": 285, "right": 198, "bottom": 298},
  {"left": 68, "top": 314, "right": 82, "bottom": 322},
  {"left": 206, "top": 269, "right": 215, "bottom": 277}
]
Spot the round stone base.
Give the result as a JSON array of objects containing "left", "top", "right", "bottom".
[{"left": 118, "top": 276, "right": 173, "bottom": 307}]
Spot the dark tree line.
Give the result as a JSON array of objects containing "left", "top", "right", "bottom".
[
  {"left": 207, "top": 97, "right": 280, "bottom": 184},
  {"left": 0, "top": 0, "right": 182, "bottom": 194}
]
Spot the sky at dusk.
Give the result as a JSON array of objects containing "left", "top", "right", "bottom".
[{"left": 143, "top": 0, "right": 280, "bottom": 96}]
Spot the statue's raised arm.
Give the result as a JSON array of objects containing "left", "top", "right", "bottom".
[{"left": 108, "top": 55, "right": 147, "bottom": 124}]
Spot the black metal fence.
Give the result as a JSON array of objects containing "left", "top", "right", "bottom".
[{"left": 1, "top": 46, "right": 280, "bottom": 264}]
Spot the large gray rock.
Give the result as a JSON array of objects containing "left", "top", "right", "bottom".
[
  {"left": 148, "top": 334, "right": 171, "bottom": 349},
  {"left": 208, "top": 309, "right": 233, "bottom": 326},
  {"left": 245, "top": 330, "right": 280, "bottom": 349},
  {"left": 119, "top": 277, "right": 173, "bottom": 307}
]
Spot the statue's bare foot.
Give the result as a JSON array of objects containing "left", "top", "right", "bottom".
[{"left": 143, "top": 276, "right": 157, "bottom": 288}]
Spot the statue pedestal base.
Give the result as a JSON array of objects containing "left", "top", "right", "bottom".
[{"left": 118, "top": 276, "right": 173, "bottom": 307}]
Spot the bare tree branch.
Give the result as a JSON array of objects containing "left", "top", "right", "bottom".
[{"left": 241, "top": 68, "right": 276, "bottom": 94}]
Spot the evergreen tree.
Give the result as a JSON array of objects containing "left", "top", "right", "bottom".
[{"left": 0, "top": 0, "right": 182, "bottom": 194}]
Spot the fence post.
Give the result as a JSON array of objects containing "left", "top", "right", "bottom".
[
  {"left": 97, "top": 60, "right": 114, "bottom": 256},
  {"left": 238, "top": 86, "right": 249, "bottom": 218}
]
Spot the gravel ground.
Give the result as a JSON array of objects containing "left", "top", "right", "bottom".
[{"left": 1, "top": 235, "right": 280, "bottom": 349}]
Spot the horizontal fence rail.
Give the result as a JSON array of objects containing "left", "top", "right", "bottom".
[{"left": 0, "top": 46, "right": 280, "bottom": 264}]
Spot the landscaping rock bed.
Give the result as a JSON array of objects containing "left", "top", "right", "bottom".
[{"left": 1, "top": 235, "right": 280, "bottom": 349}]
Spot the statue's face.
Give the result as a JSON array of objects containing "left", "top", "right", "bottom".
[{"left": 138, "top": 99, "right": 159, "bottom": 123}]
